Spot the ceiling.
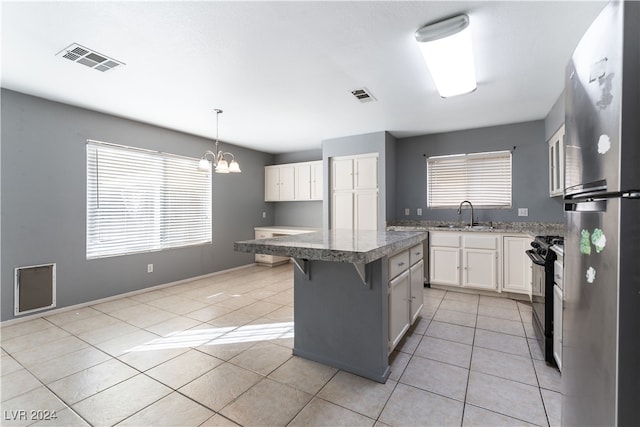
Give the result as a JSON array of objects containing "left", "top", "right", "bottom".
[{"left": 1, "top": 1, "right": 606, "bottom": 154}]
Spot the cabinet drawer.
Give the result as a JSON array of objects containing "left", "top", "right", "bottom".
[
  {"left": 464, "top": 234, "right": 498, "bottom": 250},
  {"left": 255, "top": 254, "right": 271, "bottom": 263},
  {"left": 389, "top": 250, "right": 410, "bottom": 279},
  {"left": 409, "top": 244, "right": 424, "bottom": 265},
  {"left": 255, "top": 231, "right": 270, "bottom": 239},
  {"left": 430, "top": 233, "right": 460, "bottom": 247}
]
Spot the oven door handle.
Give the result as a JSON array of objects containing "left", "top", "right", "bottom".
[{"left": 526, "top": 249, "right": 546, "bottom": 266}]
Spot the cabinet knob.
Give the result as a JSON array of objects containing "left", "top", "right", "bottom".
[
  {"left": 415, "top": 252, "right": 421, "bottom": 256},
  {"left": 398, "top": 262, "right": 405, "bottom": 266}
]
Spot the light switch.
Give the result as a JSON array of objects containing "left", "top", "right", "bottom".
[
  {"left": 404, "top": 208, "right": 410, "bottom": 216},
  {"left": 417, "top": 208, "right": 423, "bottom": 216},
  {"left": 518, "top": 208, "right": 529, "bottom": 217}
]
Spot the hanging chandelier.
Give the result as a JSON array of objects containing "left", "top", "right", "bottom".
[{"left": 198, "top": 109, "right": 241, "bottom": 173}]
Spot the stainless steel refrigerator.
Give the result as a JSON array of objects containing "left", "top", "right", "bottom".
[{"left": 563, "top": 1, "right": 640, "bottom": 426}]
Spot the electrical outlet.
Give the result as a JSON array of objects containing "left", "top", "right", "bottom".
[
  {"left": 518, "top": 208, "right": 529, "bottom": 217},
  {"left": 262, "top": 211, "right": 266, "bottom": 219},
  {"left": 147, "top": 264, "right": 153, "bottom": 273},
  {"left": 417, "top": 208, "right": 423, "bottom": 216},
  {"left": 404, "top": 208, "right": 410, "bottom": 216}
]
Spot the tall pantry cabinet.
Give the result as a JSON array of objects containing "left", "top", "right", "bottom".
[{"left": 330, "top": 153, "right": 379, "bottom": 230}]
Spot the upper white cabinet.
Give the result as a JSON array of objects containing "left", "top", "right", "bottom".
[
  {"left": 331, "top": 153, "right": 379, "bottom": 230},
  {"left": 265, "top": 160, "right": 323, "bottom": 202},
  {"left": 332, "top": 155, "right": 378, "bottom": 191},
  {"left": 548, "top": 124, "right": 565, "bottom": 197}
]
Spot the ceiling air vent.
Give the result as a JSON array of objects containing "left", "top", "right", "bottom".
[
  {"left": 351, "top": 88, "right": 376, "bottom": 103},
  {"left": 56, "top": 43, "right": 125, "bottom": 72}
]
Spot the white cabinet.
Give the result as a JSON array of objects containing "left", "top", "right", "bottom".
[
  {"left": 265, "top": 161, "right": 323, "bottom": 202},
  {"left": 265, "top": 164, "right": 295, "bottom": 201},
  {"left": 331, "top": 153, "right": 379, "bottom": 230},
  {"left": 548, "top": 124, "right": 565, "bottom": 197},
  {"left": 429, "top": 232, "right": 498, "bottom": 291},
  {"left": 463, "top": 249, "right": 497, "bottom": 290},
  {"left": 294, "top": 163, "right": 311, "bottom": 200},
  {"left": 332, "top": 190, "right": 379, "bottom": 231},
  {"left": 388, "top": 244, "right": 425, "bottom": 353},
  {"left": 410, "top": 259, "right": 425, "bottom": 323},
  {"left": 388, "top": 270, "right": 410, "bottom": 351},
  {"left": 310, "top": 161, "right": 323, "bottom": 200},
  {"left": 553, "top": 284, "right": 563, "bottom": 371},
  {"left": 430, "top": 247, "right": 460, "bottom": 286},
  {"left": 503, "top": 236, "right": 533, "bottom": 295}
]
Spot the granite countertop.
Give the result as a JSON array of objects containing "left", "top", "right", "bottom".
[
  {"left": 386, "top": 220, "right": 565, "bottom": 237},
  {"left": 235, "top": 229, "right": 429, "bottom": 264}
]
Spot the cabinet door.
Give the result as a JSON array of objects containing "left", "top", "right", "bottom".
[
  {"left": 265, "top": 166, "right": 280, "bottom": 201},
  {"left": 553, "top": 284, "right": 563, "bottom": 371},
  {"left": 503, "top": 236, "right": 533, "bottom": 294},
  {"left": 463, "top": 249, "right": 497, "bottom": 290},
  {"left": 548, "top": 124, "right": 565, "bottom": 197},
  {"left": 355, "top": 191, "right": 378, "bottom": 230},
  {"left": 410, "top": 260, "right": 424, "bottom": 324},
  {"left": 429, "top": 247, "right": 460, "bottom": 286},
  {"left": 355, "top": 156, "right": 378, "bottom": 190},
  {"left": 294, "top": 163, "right": 311, "bottom": 200},
  {"left": 332, "top": 192, "right": 353, "bottom": 230},
  {"left": 332, "top": 158, "right": 353, "bottom": 191},
  {"left": 279, "top": 165, "right": 295, "bottom": 201},
  {"left": 310, "top": 161, "right": 323, "bottom": 200},
  {"left": 389, "top": 270, "right": 410, "bottom": 352}
]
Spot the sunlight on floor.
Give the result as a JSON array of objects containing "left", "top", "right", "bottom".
[{"left": 126, "top": 321, "right": 295, "bottom": 352}]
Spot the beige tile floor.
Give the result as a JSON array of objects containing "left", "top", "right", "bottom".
[{"left": 0, "top": 264, "right": 562, "bottom": 426}]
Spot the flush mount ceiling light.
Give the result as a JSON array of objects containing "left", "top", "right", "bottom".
[
  {"left": 414, "top": 14, "right": 477, "bottom": 98},
  {"left": 198, "top": 109, "right": 241, "bottom": 174},
  {"left": 56, "top": 43, "right": 124, "bottom": 72}
]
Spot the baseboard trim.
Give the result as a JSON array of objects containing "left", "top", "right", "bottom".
[{"left": 1, "top": 263, "right": 258, "bottom": 327}]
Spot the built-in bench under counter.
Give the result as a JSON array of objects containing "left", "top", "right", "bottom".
[{"left": 253, "top": 226, "right": 320, "bottom": 266}]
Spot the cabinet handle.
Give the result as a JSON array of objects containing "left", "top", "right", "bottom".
[
  {"left": 398, "top": 262, "right": 405, "bottom": 266},
  {"left": 415, "top": 252, "right": 421, "bottom": 256}
]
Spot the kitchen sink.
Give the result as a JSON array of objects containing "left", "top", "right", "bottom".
[
  {"left": 465, "top": 225, "right": 493, "bottom": 230},
  {"left": 435, "top": 224, "right": 458, "bottom": 228}
]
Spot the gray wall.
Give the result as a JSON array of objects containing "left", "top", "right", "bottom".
[
  {"left": 271, "top": 149, "right": 323, "bottom": 228},
  {"left": 1, "top": 89, "right": 274, "bottom": 321},
  {"left": 395, "top": 121, "right": 564, "bottom": 223},
  {"left": 321, "top": 131, "right": 396, "bottom": 229}
]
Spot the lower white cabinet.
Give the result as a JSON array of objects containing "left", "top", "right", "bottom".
[
  {"left": 388, "top": 269, "right": 410, "bottom": 351},
  {"left": 503, "top": 236, "right": 533, "bottom": 295},
  {"left": 553, "top": 284, "right": 563, "bottom": 371},
  {"left": 429, "top": 232, "right": 498, "bottom": 291},
  {"left": 429, "top": 231, "right": 535, "bottom": 296},
  {"left": 410, "top": 260, "right": 425, "bottom": 323},
  {"left": 388, "top": 244, "right": 424, "bottom": 353},
  {"left": 463, "top": 249, "right": 497, "bottom": 290}
]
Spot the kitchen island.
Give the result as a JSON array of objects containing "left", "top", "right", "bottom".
[{"left": 234, "top": 229, "right": 428, "bottom": 382}]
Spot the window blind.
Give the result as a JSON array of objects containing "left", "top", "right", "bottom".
[
  {"left": 426, "top": 150, "right": 512, "bottom": 208},
  {"left": 87, "top": 140, "right": 212, "bottom": 259}
]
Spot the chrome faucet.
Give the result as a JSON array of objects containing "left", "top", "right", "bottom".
[{"left": 457, "top": 200, "right": 475, "bottom": 227}]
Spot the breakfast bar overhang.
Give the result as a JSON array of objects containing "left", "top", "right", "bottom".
[{"left": 235, "top": 229, "right": 429, "bottom": 383}]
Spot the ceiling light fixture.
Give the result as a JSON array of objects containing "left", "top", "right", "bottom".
[
  {"left": 198, "top": 109, "right": 241, "bottom": 174},
  {"left": 414, "top": 14, "right": 477, "bottom": 98}
]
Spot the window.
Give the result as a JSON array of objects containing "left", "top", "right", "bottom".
[
  {"left": 427, "top": 150, "right": 512, "bottom": 208},
  {"left": 87, "top": 140, "right": 212, "bottom": 259}
]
